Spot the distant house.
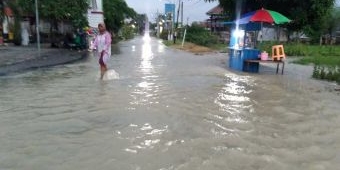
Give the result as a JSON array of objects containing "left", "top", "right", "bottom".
[
  {"left": 205, "top": 5, "right": 227, "bottom": 33},
  {"left": 87, "top": 0, "right": 104, "bottom": 28},
  {"left": 204, "top": 5, "right": 231, "bottom": 43}
]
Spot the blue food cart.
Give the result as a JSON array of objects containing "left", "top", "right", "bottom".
[{"left": 228, "top": 23, "right": 261, "bottom": 73}]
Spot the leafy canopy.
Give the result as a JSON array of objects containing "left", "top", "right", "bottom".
[
  {"left": 103, "top": 0, "right": 136, "bottom": 33},
  {"left": 18, "top": 0, "right": 89, "bottom": 27}
]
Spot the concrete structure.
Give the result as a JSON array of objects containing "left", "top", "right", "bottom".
[{"left": 87, "top": 0, "right": 104, "bottom": 28}]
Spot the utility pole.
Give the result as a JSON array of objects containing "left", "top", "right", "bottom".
[
  {"left": 175, "top": 0, "right": 180, "bottom": 29},
  {"left": 156, "top": 10, "right": 160, "bottom": 38},
  {"left": 35, "top": 0, "right": 40, "bottom": 56},
  {"left": 181, "top": 1, "right": 183, "bottom": 28}
]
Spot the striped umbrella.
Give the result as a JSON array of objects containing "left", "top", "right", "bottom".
[{"left": 238, "top": 8, "right": 291, "bottom": 25}]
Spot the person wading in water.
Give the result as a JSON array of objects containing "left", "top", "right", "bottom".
[{"left": 90, "top": 22, "right": 112, "bottom": 79}]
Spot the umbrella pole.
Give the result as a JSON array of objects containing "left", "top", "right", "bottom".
[
  {"left": 254, "top": 31, "right": 257, "bottom": 48},
  {"left": 260, "top": 22, "right": 263, "bottom": 43}
]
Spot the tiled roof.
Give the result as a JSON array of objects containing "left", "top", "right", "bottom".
[{"left": 206, "top": 5, "right": 224, "bottom": 15}]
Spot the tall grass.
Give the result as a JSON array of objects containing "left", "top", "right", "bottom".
[
  {"left": 257, "top": 42, "right": 340, "bottom": 84},
  {"left": 257, "top": 42, "right": 340, "bottom": 58}
]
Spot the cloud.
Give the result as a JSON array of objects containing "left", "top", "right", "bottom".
[{"left": 125, "top": 0, "right": 219, "bottom": 23}]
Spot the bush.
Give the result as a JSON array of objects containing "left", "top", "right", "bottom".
[
  {"left": 257, "top": 41, "right": 340, "bottom": 84},
  {"left": 12, "top": 17, "right": 21, "bottom": 45},
  {"left": 121, "top": 25, "right": 135, "bottom": 40},
  {"left": 312, "top": 65, "right": 340, "bottom": 84},
  {"left": 160, "top": 30, "right": 169, "bottom": 40},
  {"left": 185, "top": 25, "right": 218, "bottom": 47}
]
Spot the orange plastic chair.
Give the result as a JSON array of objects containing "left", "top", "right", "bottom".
[{"left": 271, "top": 45, "right": 286, "bottom": 61}]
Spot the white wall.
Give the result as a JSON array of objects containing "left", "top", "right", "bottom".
[
  {"left": 87, "top": 0, "right": 104, "bottom": 28},
  {"left": 87, "top": 12, "right": 104, "bottom": 28},
  {"left": 257, "top": 26, "right": 288, "bottom": 42}
]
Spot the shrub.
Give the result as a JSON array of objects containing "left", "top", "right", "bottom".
[
  {"left": 160, "top": 30, "right": 169, "bottom": 40},
  {"left": 312, "top": 65, "right": 340, "bottom": 84},
  {"left": 121, "top": 25, "right": 135, "bottom": 40},
  {"left": 185, "top": 25, "right": 218, "bottom": 47}
]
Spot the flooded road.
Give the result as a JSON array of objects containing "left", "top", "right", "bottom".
[{"left": 0, "top": 35, "right": 340, "bottom": 170}]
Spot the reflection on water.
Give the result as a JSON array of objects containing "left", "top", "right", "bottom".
[
  {"left": 1, "top": 36, "right": 340, "bottom": 170},
  {"left": 211, "top": 73, "right": 254, "bottom": 134},
  {"left": 116, "top": 123, "right": 168, "bottom": 154},
  {"left": 140, "top": 36, "right": 153, "bottom": 71},
  {"left": 215, "top": 73, "right": 253, "bottom": 114},
  {"left": 130, "top": 34, "right": 159, "bottom": 106}
]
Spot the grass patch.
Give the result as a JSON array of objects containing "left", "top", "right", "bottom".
[
  {"left": 257, "top": 42, "right": 340, "bottom": 83},
  {"left": 293, "top": 55, "right": 340, "bottom": 66},
  {"left": 258, "top": 42, "right": 340, "bottom": 57},
  {"left": 210, "top": 43, "right": 228, "bottom": 52},
  {"left": 162, "top": 40, "right": 176, "bottom": 46}
]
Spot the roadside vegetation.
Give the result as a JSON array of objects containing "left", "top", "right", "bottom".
[
  {"left": 161, "top": 24, "right": 226, "bottom": 53},
  {"left": 258, "top": 42, "right": 340, "bottom": 83},
  {"left": 184, "top": 24, "right": 219, "bottom": 47}
]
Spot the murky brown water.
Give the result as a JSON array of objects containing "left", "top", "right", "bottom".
[{"left": 0, "top": 35, "right": 339, "bottom": 170}]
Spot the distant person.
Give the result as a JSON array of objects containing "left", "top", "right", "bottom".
[
  {"left": 74, "top": 29, "right": 81, "bottom": 50},
  {"left": 173, "top": 30, "right": 177, "bottom": 44},
  {"left": 76, "top": 28, "right": 87, "bottom": 50},
  {"left": 90, "top": 22, "right": 112, "bottom": 79}
]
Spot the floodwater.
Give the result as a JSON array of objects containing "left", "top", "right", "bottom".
[{"left": 0, "top": 35, "right": 340, "bottom": 170}]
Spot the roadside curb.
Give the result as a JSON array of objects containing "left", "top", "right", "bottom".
[{"left": 0, "top": 50, "right": 88, "bottom": 76}]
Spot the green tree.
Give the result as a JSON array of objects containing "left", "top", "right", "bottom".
[
  {"left": 186, "top": 23, "right": 219, "bottom": 46},
  {"left": 103, "top": 0, "right": 136, "bottom": 33},
  {"left": 324, "top": 7, "right": 340, "bottom": 40},
  {"left": 8, "top": 1, "right": 21, "bottom": 45},
  {"left": 134, "top": 14, "right": 147, "bottom": 35},
  {"left": 18, "top": 0, "right": 88, "bottom": 27}
]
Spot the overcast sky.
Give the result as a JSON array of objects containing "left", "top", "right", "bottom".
[
  {"left": 125, "top": 0, "right": 219, "bottom": 23},
  {"left": 125, "top": 0, "right": 340, "bottom": 24}
]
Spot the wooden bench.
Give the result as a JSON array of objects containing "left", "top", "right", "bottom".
[{"left": 244, "top": 59, "right": 285, "bottom": 74}]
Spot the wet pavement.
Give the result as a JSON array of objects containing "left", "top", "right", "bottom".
[
  {"left": 0, "top": 36, "right": 340, "bottom": 170},
  {"left": 0, "top": 44, "right": 88, "bottom": 76}
]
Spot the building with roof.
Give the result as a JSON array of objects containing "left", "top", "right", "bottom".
[
  {"left": 204, "top": 5, "right": 231, "bottom": 43},
  {"left": 206, "top": 5, "right": 227, "bottom": 32},
  {"left": 87, "top": 0, "right": 104, "bottom": 28}
]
